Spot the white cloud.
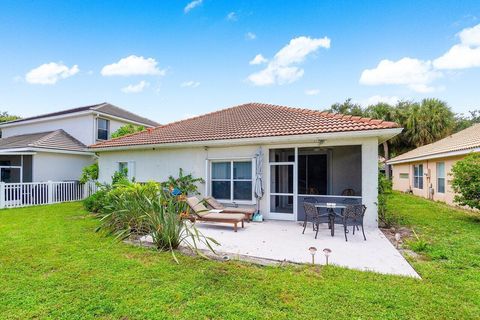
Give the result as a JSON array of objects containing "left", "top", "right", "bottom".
[
  {"left": 249, "top": 54, "right": 268, "bottom": 65},
  {"left": 101, "top": 55, "right": 166, "bottom": 76},
  {"left": 458, "top": 23, "right": 480, "bottom": 46},
  {"left": 184, "top": 0, "right": 202, "bottom": 13},
  {"left": 245, "top": 32, "right": 256, "bottom": 40},
  {"left": 359, "top": 57, "right": 441, "bottom": 93},
  {"left": 181, "top": 80, "right": 200, "bottom": 88},
  {"left": 25, "top": 62, "right": 79, "bottom": 85},
  {"left": 305, "top": 88, "right": 320, "bottom": 96},
  {"left": 362, "top": 95, "right": 400, "bottom": 106},
  {"left": 226, "top": 12, "right": 237, "bottom": 21},
  {"left": 433, "top": 24, "right": 480, "bottom": 70},
  {"left": 121, "top": 80, "right": 150, "bottom": 93},
  {"left": 433, "top": 45, "right": 480, "bottom": 69},
  {"left": 248, "top": 36, "right": 331, "bottom": 86}
]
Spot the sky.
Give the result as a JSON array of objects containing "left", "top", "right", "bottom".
[{"left": 0, "top": 0, "right": 480, "bottom": 124}]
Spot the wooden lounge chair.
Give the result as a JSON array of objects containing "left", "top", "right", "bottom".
[
  {"left": 186, "top": 196, "right": 246, "bottom": 232},
  {"left": 204, "top": 196, "right": 255, "bottom": 221}
]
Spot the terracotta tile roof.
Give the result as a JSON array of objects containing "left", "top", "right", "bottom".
[
  {"left": 388, "top": 123, "right": 480, "bottom": 164},
  {"left": 90, "top": 103, "right": 400, "bottom": 150},
  {"left": 0, "top": 129, "right": 88, "bottom": 152}
]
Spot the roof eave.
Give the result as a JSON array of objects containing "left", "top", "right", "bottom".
[
  {"left": 90, "top": 127, "right": 403, "bottom": 152},
  {"left": 387, "top": 147, "right": 480, "bottom": 165}
]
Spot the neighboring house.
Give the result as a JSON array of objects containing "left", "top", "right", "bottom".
[
  {"left": 388, "top": 123, "right": 480, "bottom": 206},
  {"left": 90, "top": 103, "right": 402, "bottom": 227},
  {"left": 0, "top": 103, "right": 158, "bottom": 183}
]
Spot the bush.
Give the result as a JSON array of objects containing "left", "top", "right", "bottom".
[
  {"left": 160, "top": 168, "right": 204, "bottom": 195},
  {"left": 451, "top": 153, "right": 480, "bottom": 210},
  {"left": 83, "top": 187, "right": 110, "bottom": 213},
  {"left": 79, "top": 162, "right": 99, "bottom": 184},
  {"left": 378, "top": 171, "right": 396, "bottom": 228},
  {"left": 84, "top": 169, "right": 217, "bottom": 262}
]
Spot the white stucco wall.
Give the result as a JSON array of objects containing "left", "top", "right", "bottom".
[
  {"left": 97, "top": 136, "right": 379, "bottom": 227},
  {"left": 33, "top": 152, "right": 95, "bottom": 182},
  {"left": 3, "top": 114, "right": 150, "bottom": 147},
  {"left": 2, "top": 114, "right": 95, "bottom": 145}
]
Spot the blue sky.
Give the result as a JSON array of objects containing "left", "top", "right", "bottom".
[{"left": 0, "top": 0, "right": 479, "bottom": 124}]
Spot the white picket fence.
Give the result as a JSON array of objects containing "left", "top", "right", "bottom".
[{"left": 0, "top": 181, "right": 98, "bottom": 209}]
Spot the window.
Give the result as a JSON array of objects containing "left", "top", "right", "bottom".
[
  {"left": 211, "top": 160, "right": 253, "bottom": 202},
  {"left": 399, "top": 173, "right": 409, "bottom": 179},
  {"left": 413, "top": 164, "right": 423, "bottom": 189},
  {"left": 118, "top": 161, "right": 135, "bottom": 180},
  {"left": 97, "top": 118, "right": 110, "bottom": 140},
  {"left": 437, "top": 162, "right": 445, "bottom": 193}
]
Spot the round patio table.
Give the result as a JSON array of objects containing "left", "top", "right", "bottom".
[{"left": 314, "top": 203, "right": 346, "bottom": 237}]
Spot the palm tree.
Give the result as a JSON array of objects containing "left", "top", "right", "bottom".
[
  {"left": 405, "top": 99, "right": 454, "bottom": 147},
  {"left": 365, "top": 103, "right": 395, "bottom": 178}
]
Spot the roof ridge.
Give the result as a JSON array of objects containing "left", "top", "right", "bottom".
[{"left": 30, "top": 129, "right": 65, "bottom": 147}]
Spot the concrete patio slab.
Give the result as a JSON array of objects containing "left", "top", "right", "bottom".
[{"left": 192, "top": 220, "right": 420, "bottom": 278}]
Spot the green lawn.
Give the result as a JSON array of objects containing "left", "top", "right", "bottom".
[{"left": 0, "top": 193, "right": 479, "bottom": 319}]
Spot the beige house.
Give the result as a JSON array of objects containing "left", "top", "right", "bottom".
[{"left": 388, "top": 124, "right": 480, "bottom": 206}]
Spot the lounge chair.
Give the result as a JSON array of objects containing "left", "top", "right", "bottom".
[
  {"left": 204, "top": 196, "right": 255, "bottom": 221},
  {"left": 186, "top": 196, "right": 246, "bottom": 232}
]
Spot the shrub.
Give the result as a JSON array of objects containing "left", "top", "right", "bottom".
[
  {"left": 96, "top": 181, "right": 160, "bottom": 237},
  {"left": 451, "top": 153, "right": 480, "bottom": 210},
  {"left": 377, "top": 171, "right": 396, "bottom": 227},
  {"left": 83, "top": 188, "right": 110, "bottom": 213},
  {"left": 79, "top": 162, "right": 99, "bottom": 184},
  {"left": 161, "top": 168, "right": 204, "bottom": 195}
]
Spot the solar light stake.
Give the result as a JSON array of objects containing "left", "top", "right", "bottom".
[
  {"left": 395, "top": 233, "right": 401, "bottom": 248},
  {"left": 323, "top": 248, "right": 332, "bottom": 265},
  {"left": 308, "top": 247, "right": 317, "bottom": 265}
]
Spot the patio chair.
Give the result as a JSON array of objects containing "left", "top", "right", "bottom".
[
  {"left": 204, "top": 196, "right": 255, "bottom": 221},
  {"left": 341, "top": 188, "right": 355, "bottom": 196},
  {"left": 186, "top": 196, "right": 246, "bottom": 232},
  {"left": 342, "top": 204, "right": 367, "bottom": 241},
  {"left": 303, "top": 199, "right": 330, "bottom": 239}
]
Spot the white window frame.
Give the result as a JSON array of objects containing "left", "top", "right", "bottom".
[
  {"left": 209, "top": 159, "right": 254, "bottom": 204},
  {"left": 413, "top": 164, "right": 423, "bottom": 189},
  {"left": 97, "top": 118, "right": 110, "bottom": 141},
  {"left": 437, "top": 162, "right": 446, "bottom": 194},
  {"left": 117, "top": 161, "right": 135, "bottom": 180}
]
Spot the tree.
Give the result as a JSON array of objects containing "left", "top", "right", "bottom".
[
  {"left": 404, "top": 98, "right": 455, "bottom": 148},
  {"left": 326, "top": 98, "right": 363, "bottom": 116},
  {"left": 111, "top": 124, "right": 145, "bottom": 139},
  {"left": 365, "top": 103, "right": 395, "bottom": 178},
  {"left": 0, "top": 111, "right": 20, "bottom": 123},
  {"left": 451, "top": 153, "right": 480, "bottom": 210},
  {"left": 454, "top": 110, "right": 480, "bottom": 132}
]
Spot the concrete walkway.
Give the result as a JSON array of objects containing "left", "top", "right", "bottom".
[{"left": 192, "top": 220, "right": 420, "bottom": 278}]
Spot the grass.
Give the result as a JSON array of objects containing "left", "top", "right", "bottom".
[{"left": 0, "top": 192, "right": 479, "bottom": 319}]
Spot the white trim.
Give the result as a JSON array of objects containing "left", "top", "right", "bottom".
[
  {"left": 0, "top": 152, "right": 36, "bottom": 155},
  {"left": 208, "top": 159, "right": 255, "bottom": 204},
  {"left": 0, "top": 109, "right": 156, "bottom": 129},
  {"left": 93, "top": 111, "right": 156, "bottom": 128},
  {"left": 0, "top": 147, "right": 94, "bottom": 156},
  {"left": 91, "top": 128, "right": 403, "bottom": 152},
  {"left": 388, "top": 147, "right": 480, "bottom": 165}
]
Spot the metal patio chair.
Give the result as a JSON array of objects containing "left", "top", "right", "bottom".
[
  {"left": 302, "top": 198, "right": 329, "bottom": 239},
  {"left": 342, "top": 204, "right": 367, "bottom": 241}
]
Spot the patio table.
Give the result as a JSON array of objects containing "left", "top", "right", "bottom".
[{"left": 314, "top": 203, "right": 346, "bottom": 237}]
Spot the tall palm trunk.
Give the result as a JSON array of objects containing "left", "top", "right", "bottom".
[{"left": 383, "top": 141, "right": 390, "bottom": 179}]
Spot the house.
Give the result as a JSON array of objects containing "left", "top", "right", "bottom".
[
  {"left": 91, "top": 103, "right": 401, "bottom": 227},
  {"left": 388, "top": 123, "right": 480, "bottom": 206},
  {"left": 0, "top": 103, "right": 158, "bottom": 183}
]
